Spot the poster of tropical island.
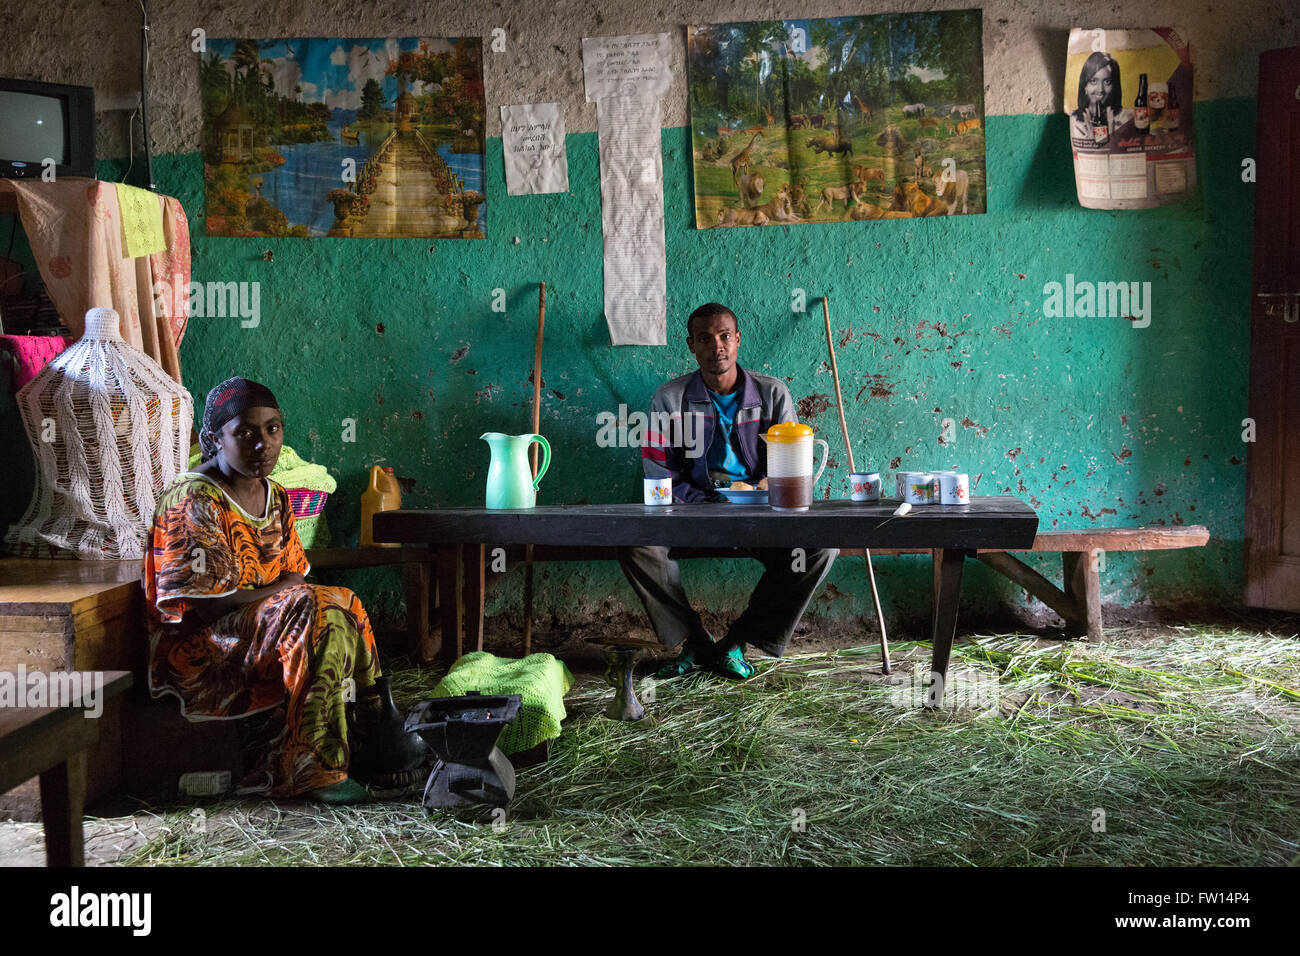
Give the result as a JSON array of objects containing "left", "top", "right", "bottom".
[
  {"left": 688, "top": 10, "right": 985, "bottom": 228},
  {"left": 201, "top": 36, "right": 486, "bottom": 238}
]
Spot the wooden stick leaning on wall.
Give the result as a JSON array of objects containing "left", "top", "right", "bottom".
[
  {"left": 822, "top": 296, "right": 892, "bottom": 674},
  {"left": 523, "top": 282, "right": 546, "bottom": 657}
]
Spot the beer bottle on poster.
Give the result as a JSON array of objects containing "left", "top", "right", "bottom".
[
  {"left": 1090, "top": 102, "right": 1109, "bottom": 147},
  {"left": 1134, "top": 73, "right": 1150, "bottom": 133},
  {"left": 1165, "top": 85, "right": 1181, "bottom": 130}
]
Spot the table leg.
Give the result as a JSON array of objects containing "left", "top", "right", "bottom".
[
  {"left": 437, "top": 544, "right": 464, "bottom": 665},
  {"left": 931, "top": 548, "right": 941, "bottom": 637},
  {"left": 926, "top": 548, "right": 968, "bottom": 709},
  {"left": 38, "top": 751, "right": 86, "bottom": 867},
  {"left": 462, "top": 543, "right": 486, "bottom": 653}
]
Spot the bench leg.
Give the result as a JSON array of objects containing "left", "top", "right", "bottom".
[
  {"left": 1062, "top": 550, "right": 1104, "bottom": 642},
  {"left": 523, "top": 545, "right": 535, "bottom": 658},
  {"left": 39, "top": 752, "right": 86, "bottom": 867},
  {"left": 974, "top": 551, "right": 1084, "bottom": 635},
  {"left": 437, "top": 544, "right": 464, "bottom": 666},
  {"left": 403, "top": 559, "right": 439, "bottom": 664},
  {"left": 927, "top": 548, "right": 968, "bottom": 709},
  {"left": 463, "top": 544, "right": 486, "bottom": 654}
]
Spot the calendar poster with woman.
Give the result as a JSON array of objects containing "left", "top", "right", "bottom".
[{"left": 1065, "top": 27, "right": 1195, "bottom": 210}]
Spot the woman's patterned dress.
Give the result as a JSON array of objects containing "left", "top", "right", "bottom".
[{"left": 143, "top": 473, "right": 381, "bottom": 796}]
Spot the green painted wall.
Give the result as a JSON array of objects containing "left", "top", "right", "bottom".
[{"left": 8, "top": 101, "right": 1254, "bottom": 630}]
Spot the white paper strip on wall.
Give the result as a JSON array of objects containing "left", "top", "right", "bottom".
[
  {"left": 597, "top": 96, "right": 667, "bottom": 346},
  {"left": 582, "top": 33, "right": 671, "bottom": 346},
  {"left": 501, "top": 103, "right": 569, "bottom": 196}
]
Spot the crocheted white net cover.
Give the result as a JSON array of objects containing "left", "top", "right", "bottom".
[{"left": 6, "top": 307, "right": 193, "bottom": 559}]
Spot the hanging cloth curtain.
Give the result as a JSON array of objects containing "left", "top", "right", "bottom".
[{"left": 8, "top": 178, "right": 190, "bottom": 383}]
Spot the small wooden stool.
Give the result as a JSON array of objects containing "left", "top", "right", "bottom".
[{"left": 586, "top": 637, "right": 659, "bottom": 721}]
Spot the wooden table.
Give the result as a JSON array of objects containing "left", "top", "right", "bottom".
[
  {"left": 374, "top": 498, "right": 1038, "bottom": 705},
  {"left": 0, "top": 670, "right": 133, "bottom": 866}
]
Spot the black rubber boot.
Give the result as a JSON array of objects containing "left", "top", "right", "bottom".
[{"left": 349, "top": 676, "right": 428, "bottom": 783}]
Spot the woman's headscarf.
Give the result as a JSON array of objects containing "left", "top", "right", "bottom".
[{"left": 198, "top": 377, "right": 280, "bottom": 462}]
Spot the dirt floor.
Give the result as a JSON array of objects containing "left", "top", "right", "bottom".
[
  {"left": 2, "top": 605, "right": 1297, "bottom": 867},
  {"left": 496, "top": 600, "right": 1300, "bottom": 664}
]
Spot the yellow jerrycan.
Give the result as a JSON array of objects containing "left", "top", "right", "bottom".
[{"left": 360, "top": 465, "right": 402, "bottom": 547}]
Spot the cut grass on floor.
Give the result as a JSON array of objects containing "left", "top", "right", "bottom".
[{"left": 106, "top": 625, "right": 1300, "bottom": 866}]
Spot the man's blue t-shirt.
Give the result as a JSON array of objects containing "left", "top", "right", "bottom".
[{"left": 706, "top": 388, "right": 750, "bottom": 484}]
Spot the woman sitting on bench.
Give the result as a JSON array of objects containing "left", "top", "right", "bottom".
[{"left": 143, "top": 377, "right": 424, "bottom": 804}]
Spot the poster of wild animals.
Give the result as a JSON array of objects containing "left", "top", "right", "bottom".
[
  {"left": 688, "top": 10, "right": 985, "bottom": 228},
  {"left": 201, "top": 37, "right": 486, "bottom": 238}
]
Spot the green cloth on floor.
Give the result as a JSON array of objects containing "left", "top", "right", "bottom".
[{"left": 432, "top": 652, "right": 574, "bottom": 755}]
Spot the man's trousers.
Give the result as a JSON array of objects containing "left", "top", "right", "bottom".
[{"left": 617, "top": 546, "right": 837, "bottom": 657}]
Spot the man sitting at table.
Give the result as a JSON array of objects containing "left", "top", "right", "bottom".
[{"left": 617, "top": 302, "right": 837, "bottom": 680}]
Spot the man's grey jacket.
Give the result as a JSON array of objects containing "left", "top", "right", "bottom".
[{"left": 641, "top": 365, "right": 796, "bottom": 503}]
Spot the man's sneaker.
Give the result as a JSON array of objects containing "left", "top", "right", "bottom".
[
  {"left": 709, "top": 645, "right": 755, "bottom": 680},
  {"left": 655, "top": 646, "right": 699, "bottom": 679}
]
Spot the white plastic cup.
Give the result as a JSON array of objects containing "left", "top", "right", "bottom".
[
  {"left": 936, "top": 472, "right": 969, "bottom": 504},
  {"left": 643, "top": 476, "right": 673, "bottom": 505},
  {"left": 850, "top": 472, "right": 881, "bottom": 502},
  {"left": 903, "top": 472, "right": 938, "bottom": 505}
]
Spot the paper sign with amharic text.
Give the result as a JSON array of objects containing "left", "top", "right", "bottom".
[{"left": 501, "top": 103, "right": 569, "bottom": 195}]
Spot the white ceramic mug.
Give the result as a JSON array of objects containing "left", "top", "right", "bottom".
[
  {"left": 937, "top": 472, "right": 969, "bottom": 504},
  {"left": 850, "top": 472, "right": 881, "bottom": 502},
  {"left": 643, "top": 476, "right": 673, "bottom": 505},
  {"left": 903, "top": 472, "right": 938, "bottom": 505}
]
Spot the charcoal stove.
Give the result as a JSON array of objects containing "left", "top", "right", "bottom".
[{"left": 405, "top": 692, "right": 522, "bottom": 810}]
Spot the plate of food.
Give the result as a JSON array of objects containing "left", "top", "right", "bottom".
[{"left": 716, "top": 480, "right": 769, "bottom": 504}]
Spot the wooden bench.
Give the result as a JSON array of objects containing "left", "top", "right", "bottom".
[
  {"left": 437, "top": 524, "right": 1210, "bottom": 658},
  {"left": 0, "top": 671, "right": 133, "bottom": 866},
  {"left": 962, "top": 526, "right": 1210, "bottom": 641}
]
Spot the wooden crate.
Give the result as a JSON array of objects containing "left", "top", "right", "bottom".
[{"left": 0, "top": 558, "right": 144, "bottom": 820}]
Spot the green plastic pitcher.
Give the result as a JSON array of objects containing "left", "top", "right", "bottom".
[{"left": 481, "top": 432, "right": 551, "bottom": 509}]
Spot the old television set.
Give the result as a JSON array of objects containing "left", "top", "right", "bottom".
[{"left": 0, "top": 78, "right": 95, "bottom": 180}]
